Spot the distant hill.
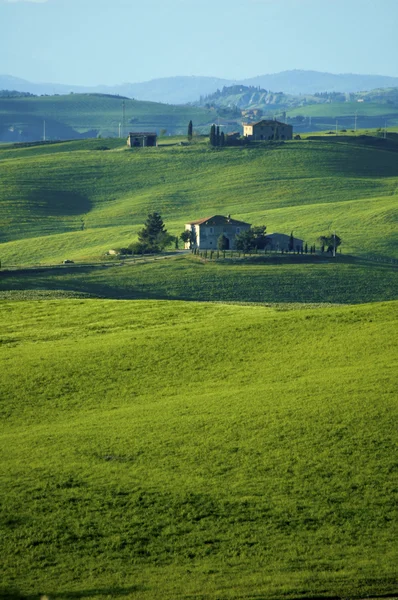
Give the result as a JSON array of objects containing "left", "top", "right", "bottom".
[
  {"left": 0, "top": 93, "right": 219, "bottom": 143},
  {"left": 195, "top": 85, "right": 398, "bottom": 132},
  {"left": 2, "top": 71, "right": 398, "bottom": 105},
  {"left": 0, "top": 74, "right": 232, "bottom": 105},
  {"left": 241, "top": 70, "right": 398, "bottom": 95}
]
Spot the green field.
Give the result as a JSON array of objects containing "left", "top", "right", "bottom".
[
  {"left": 0, "top": 136, "right": 397, "bottom": 265},
  {"left": 286, "top": 103, "right": 398, "bottom": 131},
  {"left": 0, "top": 94, "right": 216, "bottom": 141},
  {"left": 1, "top": 298, "right": 397, "bottom": 600},
  {"left": 1, "top": 254, "right": 398, "bottom": 305},
  {"left": 287, "top": 102, "right": 398, "bottom": 119}
]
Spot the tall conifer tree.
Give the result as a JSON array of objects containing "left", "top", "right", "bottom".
[{"left": 210, "top": 124, "right": 216, "bottom": 146}]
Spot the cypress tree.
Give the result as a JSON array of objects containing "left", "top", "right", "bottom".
[
  {"left": 220, "top": 131, "right": 225, "bottom": 147},
  {"left": 288, "top": 231, "right": 294, "bottom": 253},
  {"left": 210, "top": 124, "right": 216, "bottom": 146},
  {"left": 305, "top": 242, "right": 308, "bottom": 254},
  {"left": 188, "top": 120, "right": 193, "bottom": 141},
  {"left": 216, "top": 125, "right": 220, "bottom": 146}
]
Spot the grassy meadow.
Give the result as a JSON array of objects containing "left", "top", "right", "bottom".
[
  {"left": 1, "top": 254, "right": 398, "bottom": 305},
  {"left": 286, "top": 103, "right": 398, "bottom": 131},
  {"left": 1, "top": 298, "right": 397, "bottom": 600},
  {"left": 0, "top": 94, "right": 215, "bottom": 140}
]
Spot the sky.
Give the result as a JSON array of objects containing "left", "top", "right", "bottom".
[{"left": 1, "top": 0, "right": 397, "bottom": 85}]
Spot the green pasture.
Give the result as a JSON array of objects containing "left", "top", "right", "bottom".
[
  {"left": 287, "top": 102, "right": 398, "bottom": 118},
  {"left": 1, "top": 254, "right": 398, "bottom": 305},
  {"left": 1, "top": 137, "right": 397, "bottom": 265},
  {"left": 0, "top": 93, "right": 215, "bottom": 139},
  {"left": 1, "top": 298, "right": 397, "bottom": 600}
]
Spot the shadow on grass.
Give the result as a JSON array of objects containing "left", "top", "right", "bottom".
[
  {"left": 0, "top": 585, "right": 143, "bottom": 599},
  {"left": 0, "top": 254, "right": 397, "bottom": 305}
]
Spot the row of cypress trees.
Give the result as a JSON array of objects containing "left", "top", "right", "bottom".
[{"left": 209, "top": 124, "right": 226, "bottom": 147}]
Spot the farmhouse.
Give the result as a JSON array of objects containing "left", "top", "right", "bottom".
[
  {"left": 243, "top": 120, "right": 293, "bottom": 141},
  {"left": 185, "top": 215, "right": 251, "bottom": 250},
  {"left": 266, "top": 233, "right": 304, "bottom": 251},
  {"left": 127, "top": 132, "right": 157, "bottom": 147}
]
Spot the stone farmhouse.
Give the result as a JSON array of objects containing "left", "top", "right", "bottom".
[
  {"left": 127, "top": 132, "right": 158, "bottom": 147},
  {"left": 243, "top": 120, "right": 293, "bottom": 141},
  {"left": 185, "top": 215, "right": 251, "bottom": 250}
]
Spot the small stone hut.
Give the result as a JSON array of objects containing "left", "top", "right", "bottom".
[{"left": 127, "top": 132, "right": 158, "bottom": 147}]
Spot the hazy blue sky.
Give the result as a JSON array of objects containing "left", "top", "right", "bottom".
[{"left": 1, "top": 0, "right": 397, "bottom": 85}]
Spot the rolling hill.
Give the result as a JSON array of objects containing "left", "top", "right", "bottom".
[
  {"left": 0, "top": 135, "right": 397, "bottom": 266},
  {"left": 1, "top": 297, "right": 397, "bottom": 599},
  {"left": 0, "top": 94, "right": 217, "bottom": 142},
  {"left": 196, "top": 86, "right": 398, "bottom": 132}
]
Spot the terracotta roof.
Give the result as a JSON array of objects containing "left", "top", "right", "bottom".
[{"left": 187, "top": 215, "right": 251, "bottom": 227}]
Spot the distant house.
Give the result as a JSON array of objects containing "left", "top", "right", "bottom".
[
  {"left": 127, "top": 132, "right": 157, "bottom": 147},
  {"left": 243, "top": 120, "right": 293, "bottom": 141},
  {"left": 185, "top": 215, "right": 251, "bottom": 250},
  {"left": 266, "top": 233, "right": 304, "bottom": 252}
]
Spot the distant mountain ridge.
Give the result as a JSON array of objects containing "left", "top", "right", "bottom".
[{"left": 2, "top": 71, "right": 398, "bottom": 105}]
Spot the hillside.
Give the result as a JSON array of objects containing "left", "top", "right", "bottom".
[
  {"left": 196, "top": 85, "right": 398, "bottom": 132},
  {"left": 1, "top": 255, "right": 397, "bottom": 306},
  {"left": 0, "top": 136, "right": 397, "bottom": 266},
  {"left": 0, "top": 94, "right": 217, "bottom": 142},
  {"left": 1, "top": 297, "right": 397, "bottom": 600}
]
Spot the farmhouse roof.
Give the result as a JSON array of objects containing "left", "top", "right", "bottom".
[
  {"left": 128, "top": 131, "right": 157, "bottom": 136},
  {"left": 187, "top": 215, "right": 250, "bottom": 227},
  {"left": 251, "top": 119, "right": 289, "bottom": 127}
]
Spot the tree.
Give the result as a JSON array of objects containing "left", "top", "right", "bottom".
[
  {"left": 220, "top": 131, "right": 225, "bottom": 147},
  {"left": 251, "top": 225, "right": 268, "bottom": 249},
  {"left": 217, "top": 234, "right": 229, "bottom": 250},
  {"left": 235, "top": 229, "right": 256, "bottom": 253},
  {"left": 180, "top": 229, "right": 195, "bottom": 248},
  {"left": 209, "top": 124, "right": 216, "bottom": 146},
  {"left": 136, "top": 212, "right": 172, "bottom": 253},
  {"left": 187, "top": 120, "right": 193, "bottom": 141},
  {"left": 318, "top": 234, "right": 342, "bottom": 256},
  {"left": 288, "top": 231, "right": 294, "bottom": 252}
]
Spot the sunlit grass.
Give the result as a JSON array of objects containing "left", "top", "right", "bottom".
[{"left": 1, "top": 298, "right": 397, "bottom": 599}]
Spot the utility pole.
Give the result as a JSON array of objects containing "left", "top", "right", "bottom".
[
  {"left": 118, "top": 123, "right": 121, "bottom": 138},
  {"left": 43, "top": 120, "right": 46, "bottom": 142},
  {"left": 122, "top": 101, "right": 126, "bottom": 138}
]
